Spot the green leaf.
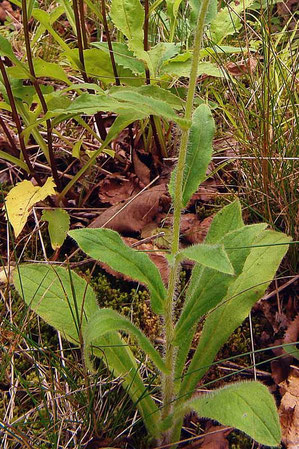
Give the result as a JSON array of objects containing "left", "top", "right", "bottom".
[
  {"left": 210, "top": 0, "right": 255, "bottom": 44},
  {"left": 91, "top": 42, "right": 145, "bottom": 75},
  {"left": 204, "top": 200, "right": 244, "bottom": 244},
  {"left": 41, "top": 208, "right": 70, "bottom": 250},
  {"left": 92, "top": 332, "right": 160, "bottom": 435},
  {"left": 0, "top": 36, "right": 31, "bottom": 76},
  {"left": 33, "top": 9, "right": 70, "bottom": 51},
  {"left": 189, "top": 0, "right": 217, "bottom": 26},
  {"left": 161, "top": 58, "right": 222, "bottom": 78},
  {"left": 109, "top": 88, "right": 189, "bottom": 129},
  {"left": 7, "top": 58, "right": 70, "bottom": 84},
  {"left": 109, "top": 85, "right": 184, "bottom": 110},
  {"left": 110, "top": 0, "right": 153, "bottom": 73},
  {"left": 58, "top": 0, "right": 77, "bottom": 35},
  {"left": 169, "top": 104, "right": 215, "bottom": 206},
  {"left": 180, "top": 244, "right": 234, "bottom": 275},
  {"left": 174, "top": 223, "right": 267, "bottom": 346},
  {"left": 84, "top": 309, "right": 168, "bottom": 373},
  {"left": 148, "top": 43, "right": 180, "bottom": 77},
  {"left": 179, "top": 230, "right": 291, "bottom": 401},
  {"left": 13, "top": 264, "right": 98, "bottom": 343},
  {"left": 68, "top": 228, "right": 167, "bottom": 315},
  {"left": 188, "top": 382, "right": 281, "bottom": 446}
]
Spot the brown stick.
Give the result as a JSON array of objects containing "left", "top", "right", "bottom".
[{"left": 0, "top": 58, "right": 42, "bottom": 185}]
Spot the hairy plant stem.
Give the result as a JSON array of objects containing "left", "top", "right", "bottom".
[
  {"left": 22, "top": 0, "right": 61, "bottom": 190},
  {"left": 161, "top": 0, "right": 211, "bottom": 444}
]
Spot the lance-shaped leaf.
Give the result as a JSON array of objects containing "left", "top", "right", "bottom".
[
  {"left": 190, "top": 382, "right": 281, "bottom": 446},
  {"left": 13, "top": 264, "right": 98, "bottom": 343},
  {"left": 92, "top": 332, "right": 160, "bottom": 436},
  {"left": 174, "top": 223, "right": 267, "bottom": 345},
  {"left": 179, "top": 230, "right": 291, "bottom": 402},
  {"left": 180, "top": 243, "right": 234, "bottom": 275},
  {"left": 173, "top": 382, "right": 281, "bottom": 447},
  {"left": 169, "top": 104, "right": 215, "bottom": 206},
  {"left": 13, "top": 264, "right": 160, "bottom": 435},
  {"left": 0, "top": 35, "right": 31, "bottom": 75},
  {"left": 69, "top": 228, "right": 167, "bottom": 315},
  {"left": 84, "top": 309, "right": 168, "bottom": 373},
  {"left": 110, "top": 0, "right": 153, "bottom": 73}
]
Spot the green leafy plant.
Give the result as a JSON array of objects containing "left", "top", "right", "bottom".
[{"left": 12, "top": 0, "right": 291, "bottom": 447}]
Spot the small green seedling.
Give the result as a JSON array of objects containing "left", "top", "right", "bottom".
[{"left": 13, "top": 0, "right": 291, "bottom": 447}]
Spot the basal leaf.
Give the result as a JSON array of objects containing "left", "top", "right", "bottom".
[
  {"left": 189, "top": 382, "right": 281, "bottom": 446},
  {"left": 109, "top": 85, "right": 184, "bottom": 110},
  {"left": 13, "top": 264, "right": 98, "bottom": 343},
  {"left": 69, "top": 228, "right": 167, "bottom": 315},
  {"left": 179, "top": 230, "right": 291, "bottom": 400},
  {"left": 169, "top": 104, "right": 215, "bottom": 206},
  {"left": 92, "top": 333, "right": 160, "bottom": 435},
  {"left": 180, "top": 244, "right": 234, "bottom": 274},
  {"left": 84, "top": 309, "right": 168, "bottom": 373},
  {"left": 4, "top": 178, "right": 56, "bottom": 237},
  {"left": 41, "top": 208, "right": 70, "bottom": 250},
  {"left": 148, "top": 42, "right": 180, "bottom": 76}
]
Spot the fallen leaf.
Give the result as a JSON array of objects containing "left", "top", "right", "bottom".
[
  {"left": 279, "top": 368, "right": 299, "bottom": 449},
  {"left": 42, "top": 208, "right": 70, "bottom": 250},
  {"left": 133, "top": 149, "right": 151, "bottom": 186},
  {"left": 180, "top": 214, "right": 214, "bottom": 244},
  {"left": 89, "top": 184, "right": 168, "bottom": 234},
  {"left": 226, "top": 57, "right": 258, "bottom": 76},
  {"left": 271, "top": 315, "right": 299, "bottom": 384},
  {"left": 98, "top": 175, "right": 140, "bottom": 206},
  {"left": 4, "top": 178, "right": 56, "bottom": 237},
  {"left": 199, "top": 425, "right": 230, "bottom": 449}
]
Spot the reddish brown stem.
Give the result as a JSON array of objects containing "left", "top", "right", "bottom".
[
  {"left": 101, "top": 0, "right": 120, "bottom": 86},
  {"left": 22, "top": 0, "right": 61, "bottom": 190},
  {"left": 0, "top": 115, "right": 19, "bottom": 157},
  {"left": 0, "top": 58, "right": 42, "bottom": 185}
]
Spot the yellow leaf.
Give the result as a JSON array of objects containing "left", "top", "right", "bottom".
[{"left": 4, "top": 178, "right": 56, "bottom": 237}]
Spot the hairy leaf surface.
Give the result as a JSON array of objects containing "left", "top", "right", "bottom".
[
  {"left": 189, "top": 382, "right": 281, "bottom": 446},
  {"left": 13, "top": 264, "right": 97, "bottom": 343},
  {"left": 169, "top": 104, "right": 215, "bottom": 206},
  {"left": 180, "top": 243, "right": 234, "bottom": 274},
  {"left": 179, "top": 230, "right": 291, "bottom": 399},
  {"left": 84, "top": 309, "right": 168, "bottom": 373},
  {"left": 69, "top": 228, "right": 167, "bottom": 314}
]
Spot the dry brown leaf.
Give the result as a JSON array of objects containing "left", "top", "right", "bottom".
[
  {"left": 180, "top": 214, "right": 214, "bottom": 244},
  {"left": 133, "top": 149, "right": 151, "bottom": 186},
  {"left": 98, "top": 175, "right": 140, "bottom": 205},
  {"left": 89, "top": 184, "right": 168, "bottom": 234},
  {"left": 226, "top": 57, "right": 258, "bottom": 76},
  {"left": 271, "top": 315, "right": 299, "bottom": 385},
  {"left": 279, "top": 368, "right": 299, "bottom": 449}
]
